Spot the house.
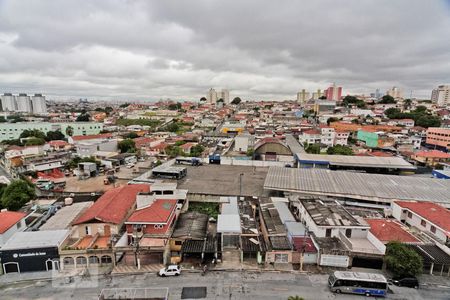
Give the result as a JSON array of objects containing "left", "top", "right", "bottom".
[
  {"left": 0, "top": 211, "right": 27, "bottom": 248},
  {"left": 364, "top": 219, "right": 420, "bottom": 244},
  {"left": 58, "top": 184, "right": 150, "bottom": 271},
  {"left": 392, "top": 201, "right": 450, "bottom": 247},
  {"left": 411, "top": 150, "right": 450, "bottom": 167},
  {"left": 426, "top": 128, "right": 450, "bottom": 151},
  {"left": 48, "top": 140, "right": 70, "bottom": 151},
  {"left": 68, "top": 133, "right": 113, "bottom": 144},
  {"left": 180, "top": 142, "right": 197, "bottom": 154}
]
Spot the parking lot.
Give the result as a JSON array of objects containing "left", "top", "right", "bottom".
[{"left": 64, "top": 160, "right": 152, "bottom": 193}]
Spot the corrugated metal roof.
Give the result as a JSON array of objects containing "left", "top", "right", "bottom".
[
  {"left": 217, "top": 215, "right": 241, "bottom": 233},
  {"left": 264, "top": 167, "right": 450, "bottom": 207},
  {"left": 1, "top": 230, "right": 69, "bottom": 250},
  {"left": 295, "top": 153, "right": 416, "bottom": 169}
]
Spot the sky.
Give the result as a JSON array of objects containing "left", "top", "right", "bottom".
[{"left": 0, "top": 0, "right": 450, "bottom": 101}]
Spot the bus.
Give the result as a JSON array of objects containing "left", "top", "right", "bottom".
[{"left": 328, "top": 271, "right": 388, "bottom": 297}]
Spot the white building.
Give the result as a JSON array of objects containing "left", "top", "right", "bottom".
[
  {"left": 386, "top": 86, "right": 403, "bottom": 99},
  {"left": 1, "top": 93, "right": 17, "bottom": 112},
  {"left": 32, "top": 94, "right": 47, "bottom": 114},
  {"left": 431, "top": 85, "right": 450, "bottom": 107},
  {"left": 392, "top": 201, "right": 450, "bottom": 246},
  {"left": 207, "top": 88, "right": 217, "bottom": 104},
  {"left": 218, "top": 89, "right": 230, "bottom": 104},
  {"left": 234, "top": 134, "right": 254, "bottom": 152},
  {"left": 16, "top": 93, "right": 32, "bottom": 113}
]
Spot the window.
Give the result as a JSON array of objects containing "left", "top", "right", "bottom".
[
  {"left": 175, "top": 241, "right": 182, "bottom": 246},
  {"left": 421, "top": 220, "right": 426, "bottom": 227},
  {"left": 16, "top": 222, "right": 22, "bottom": 229},
  {"left": 85, "top": 226, "right": 91, "bottom": 235},
  {"left": 345, "top": 229, "right": 352, "bottom": 238},
  {"left": 274, "top": 253, "right": 289, "bottom": 263},
  {"left": 325, "top": 229, "right": 332, "bottom": 237},
  {"left": 431, "top": 225, "right": 436, "bottom": 233},
  {"left": 407, "top": 212, "right": 412, "bottom": 218}
]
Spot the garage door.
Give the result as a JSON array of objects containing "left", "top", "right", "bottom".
[
  {"left": 140, "top": 253, "right": 163, "bottom": 264},
  {"left": 4, "top": 263, "right": 20, "bottom": 274},
  {"left": 352, "top": 256, "right": 383, "bottom": 269}
]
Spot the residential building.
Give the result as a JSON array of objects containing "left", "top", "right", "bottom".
[
  {"left": 312, "top": 100, "right": 336, "bottom": 114},
  {"left": 0, "top": 122, "right": 103, "bottom": 142},
  {"left": 364, "top": 219, "right": 419, "bottom": 244},
  {"left": 386, "top": 86, "right": 403, "bottom": 99},
  {"left": 411, "top": 150, "right": 450, "bottom": 167},
  {"left": 311, "top": 89, "right": 323, "bottom": 99},
  {"left": 296, "top": 89, "right": 310, "bottom": 104},
  {"left": 207, "top": 88, "right": 217, "bottom": 104},
  {"left": 0, "top": 93, "right": 17, "bottom": 111},
  {"left": 16, "top": 93, "right": 32, "bottom": 113},
  {"left": 324, "top": 83, "right": 342, "bottom": 101},
  {"left": 431, "top": 85, "right": 450, "bottom": 106},
  {"left": 426, "top": 127, "right": 450, "bottom": 151},
  {"left": 0, "top": 211, "right": 27, "bottom": 247},
  {"left": 218, "top": 89, "right": 230, "bottom": 104},
  {"left": 234, "top": 134, "right": 254, "bottom": 152},
  {"left": 392, "top": 201, "right": 450, "bottom": 246},
  {"left": 299, "top": 127, "right": 349, "bottom": 148}
]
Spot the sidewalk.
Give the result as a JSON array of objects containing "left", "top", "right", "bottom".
[{"left": 418, "top": 274, "right": 450, "bottom": 288}]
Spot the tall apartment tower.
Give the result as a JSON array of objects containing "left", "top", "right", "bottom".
[
  {"left": 324, "top": 83, "right": 342, "bottom": 101},
  {"left": 32, "top": 94, "right": 47, "bottom": 114},
  {"left": 218, "top": 89, "right": 230, "bottom": 104},
  {"left": 1, "top": 93, "right": 17, "bottom": 112},
  {"left": 386, "top": 86, "right": 403, "bottom": 99},
  {"left": 16, "top": 93, "right": 32, "bottom": 113},
  {"left": 296, "top": 89, "right": 310, "bottom": 104},
  {"left": 431, "top": 85, "right": 450, "bottom": 107},
  {"left": 207, "top": 88, "right": 217, "bottom": 104},
  {"left": 312, "top": 89, "right": 323, "bottom": 99}
]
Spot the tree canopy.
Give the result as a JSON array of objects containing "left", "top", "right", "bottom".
[
  {"left": 76, "top": 113, "right": 90, "bottom": 122},
  {"left": 379, "top": 95, "right": 396, "bottom": 104},
  {"left": 20, "top": 129, "right": 46, "bottom": 140},
  {"left": 385, "top": 241, "right": 423, "bottom": 277},
  {"left": 384, "top": 106, "right": 441, "bottom": 128},
  {"left": 46, "top": 130, "right": 66, "bottom": 141},
  {"left": 168, "top": 102, "right": 182, "bottom": 110},
  {"left": 1, "top": 180, "right": 36, "bottom": 211},
  {"left": 326, "top": 145, "right": 353, "bottom": 155},
  {"left": 118, "top": 139, "right": 136, "bottom": 153},
  {"left": 342, "top": 95, "right": 366, "bottom": 108},
  {"left": 190, "top": 144, "right": 205, "bottom": 157},
  {"left": 231, "top": 97, "right": 242, "bottom": 105},
  {"left": 305, "top": 143, "right": 321, "bottom": 154}
]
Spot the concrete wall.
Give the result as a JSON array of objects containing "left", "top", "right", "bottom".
[
  {"left": 219, "top": 157, "right": 289, "bottom": 167},
  {"left": 367, "top": 231, "right": 386, "bottom": 254}
]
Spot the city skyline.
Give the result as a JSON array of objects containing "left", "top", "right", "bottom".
[{"left": 0, "top": 1, "right": 450, "bottom": 100}]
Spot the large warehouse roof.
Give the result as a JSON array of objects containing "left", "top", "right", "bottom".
[
  {"left": 295, "top": 153, "right": 416, "bottom": 170},
  {"left": 264, "top": 167, "right": 450, "bottom": 207}
]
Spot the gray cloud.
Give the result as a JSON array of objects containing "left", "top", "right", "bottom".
[{"left": 0, "top": 0, "right": 449, "bottom": 100}]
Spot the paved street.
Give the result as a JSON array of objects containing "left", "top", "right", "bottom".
[{"left": 1, "top": 271, "right": 449, "bottom": 300}]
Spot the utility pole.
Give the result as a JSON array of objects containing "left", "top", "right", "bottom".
[{"left": 239, "top": 173, "right": 244, "bottom": 198}]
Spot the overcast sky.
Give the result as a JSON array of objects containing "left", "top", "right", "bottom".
[{"left": 0, "top": 0, "right": 450, "bottom": 101}]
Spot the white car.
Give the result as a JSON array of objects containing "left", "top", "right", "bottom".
[
  {"left": 126, "top": 163, "right": 135, "bottom": 168},
  {"left": 158, "top": 265, "right": 181, "bottom": 277}
]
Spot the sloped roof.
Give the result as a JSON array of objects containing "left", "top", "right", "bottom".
[
  {"left": 72, "top": 184, "right": 149, "bottom": 225},
  {"left": 365, "top": 219, "right": 419, "bottom": 243},
  {"left": 395, "top": 201, "right": 450, "bottom": 232},
  {"left": 0, "top": 211, "right": 27, "bottom": 234},
  {"left": 126, "top": 199, "right": 176, "bottom": 224},
  {"left": 71, "top": 133, "right": 112, "bottom": 141}
]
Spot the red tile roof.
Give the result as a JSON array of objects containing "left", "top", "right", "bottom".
[
  {"left": 303, "top": 129, "right": 321, "bottom": 135},
  {"left": 365, "top": 219, "right": 419, "bottom": 243},
  {"left": 414, "top": 150, "right": 450, "bottom": 159},
  {"left": 71, "top": 133, "right": 113, "bottom": 141},
  {"left": 72, "top": 184, "right": 150, "bottom": 225},
  {"left": 126, "top": 199, "right": 177, "bottom": 224},
  {"left": 292, "top": 237, "right": 317, "bottom": 253},
  {"left": 0, "top": 211, "right": 27, "bottom": 234},
  {"left": 49, "top": 140, "right": 68, "bottom": 147},
  {"left": 395, "top": 201, "right": 450, "bottom": 232}
]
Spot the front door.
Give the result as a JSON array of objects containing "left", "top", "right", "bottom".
[
  {"left": 46, "top": 260, "right": 53, "bottom": 271},
  {"left": 104, "top": 225, "right": 111, "bottom": 236}
]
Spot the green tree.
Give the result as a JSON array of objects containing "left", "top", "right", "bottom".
[
  {"left": 379, "top": 95, "right": 396, "bottom": 104},
  {"left": 1, "top": 180, "right": 36, "bottom": 211},
  {"left": 327, "top": 117, "right": 339, "bottom": 125},
  {"left": 246, "top": 148, "right": 254, "bottom": 157},
  {"left": 305, "top": 143, "right": 321, "bottom": 154},
  {"left": 118, "top": 139, "right": 136, "bottom": 153},
  {"left": 199, "top": 97, "right": 207, "bottom": 102},
  {"left": 165, "top": 122, "right": 180, "bottom": 133},
  {"left": 123, "top": 132, "right": 139, "bottom": 139},
  {"left": 403, "top": 98, "right": 412, "bottom": 110},
  {"left": 318, "top": 95, "right": 327, "bottom": 100},
  {"left": 120, "top": 103, "right": 130, "bottom": 108},
  {"left": 19, "top": 129, "right": 46, "bottom": 140},
  {"left": 231, "top": 97, "right": 242, "bottom": 105},
  {"left": 190, "top": 144, "right": 205, "bottom": 157},
  {"left": 65, "top": 126, "right": 74, "bottom": 137},
  {"left": 287, "top": 296, "right": 305, "bottom": 300},
  {"left": 385, "top": 241, "right": 423, "bottom": 278},
  {"left": 24, "top": 137, "right": 45, "bottom": 146},
  {"left": 168, "top": 102, "right": 182, "bottom": 110},
  {"left": 416, "top": 115, "right": 441, "bottom": 128},
  {"left": 76, "top": 113, "right": 90, "bottom": 122},
  {"left": 45, "top": 130, "right": 66, "bottom": 141},
  {"left": 165, "top": 145, "right": 184, "bottom": 157},
  {"left": 326, "top": 145, "right": 353, "bottom": 155},
  {"left": 385, "top": 108, "right": 401, "bottom": 119}
]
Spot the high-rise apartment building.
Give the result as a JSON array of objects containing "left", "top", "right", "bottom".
[
  {"left": 386, "top": 86, "right": 403, "bottom": 99},
  {"left": 1, "top": 93, "right": 17, "bottom": 111},
  {"left": 32, "top": 94, "right": 47, "bottom": 114},
  {"left": 16, "top": 93, "right": 32, "bottom": 112},
  {"left": 296, "top": 89, "right": 310, "bottom": 104},
  {"left": 324, "top": 83, "right": 342, "bottom": 101},
  {"left": 218, "top": 89, "right": 230, "bottom": 104},
  {"left": 312, "top": 89, "right": 323, "bottom": 99},
  {"left": 431, "top": 85, "right": 450, "bottom": 106},
  {"left": 207, "top": 88, "right": 217, "bottom": 104}
]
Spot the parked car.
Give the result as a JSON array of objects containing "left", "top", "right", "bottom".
[
  {"left": 126, "top": 163, "right": 135, "bottom": 169},
  {"left": 157, "top": 265, "right": 181, "bottom": 277},
  {"left": 390, "top": 276, "right": 419, "bottom": 288}
]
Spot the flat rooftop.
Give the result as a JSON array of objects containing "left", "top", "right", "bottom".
[
  {"left": 264, "top": 167, "right": 450, "bottom": 207},
  {"left": 177, "top": 165, "right": 268, "bottom": 197},
  {"left": 1, "top": 230, "right": 69, "bottom": 250},
  {"left": 301, "top": 199, "right": 367, "bottom": 227},
  {"left": 40, "top": 202, "right": 93, "bottom": 230},
  {"left": 295, "top": 153, "right": 416, "bottom": 170}
]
